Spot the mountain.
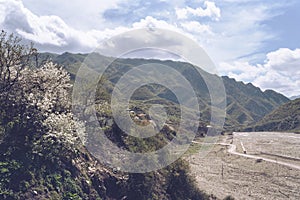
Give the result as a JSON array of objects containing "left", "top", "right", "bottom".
[
  {"left": 42, "top": 52, "right": 290, "bottom": 130},
  {"left": 290, "top": 95, "right": 300, "bottom": 100},
  {"left": 248, "top": 98, "right": 300, "bottom": 132},
  {"left": 222, "top": 77, "right": 289, "bottom": 129},
  {"left": 0, "top": 54, "right": 208, "bottom": 200},
  {"left": 0, "top": 48, "right": 290, "bottom": 199}
]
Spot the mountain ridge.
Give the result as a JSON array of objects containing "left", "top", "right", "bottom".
[
  {"left": 40, "top": 52, "right": 290, "bottom": 130},
  {"left": 290, "top": 95, "right": 300, "bottom": 100},
  {"left": 248, "top": 98, "right": 300, "bottom": 132}
]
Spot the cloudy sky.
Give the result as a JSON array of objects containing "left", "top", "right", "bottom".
[{"left": 0, "top": 0, "right": 299, "bottom": 97}]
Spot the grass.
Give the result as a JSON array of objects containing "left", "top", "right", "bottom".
[
  {"left": 185, "top": 143, "right": 203, "bottom": 155},
  {"left": 184, "top": 135, "right": 224, "bottom": 157}
]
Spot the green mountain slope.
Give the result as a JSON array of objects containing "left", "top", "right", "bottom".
[
  {"left": 43, "top": 52, "right": 289, "bottom": 130},
  {"left": 0, "top": 55, "right": 208, "bottom": 200},
  {"left": 249, "top": 98, "right": 300, "bottom": 132},
  {"left": 222, "top": 77, "right": 289, "bottom": 129},
  {"left": 0, "top": 32, "right": 210, "bottom": 199}
]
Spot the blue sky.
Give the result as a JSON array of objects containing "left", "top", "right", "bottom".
[{"left": 0, "top": 0, "right": 299, "bottom": 97}]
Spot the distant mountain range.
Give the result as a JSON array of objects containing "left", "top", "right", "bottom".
[
  {"left": 247, "top": 98, "right": 300, "bottom": 132},
  {"left": 221, "top": 76, "right": 288, "bottom": 129},
  {"left": 290, "top": 95, "right": 300, "bottom": 100},
  {"left": 40, "top": 52, "right": 290, "bottom": 130}
]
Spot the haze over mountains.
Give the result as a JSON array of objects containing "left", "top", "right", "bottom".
[
  {"left": 42, "top": 52, "right": 290, "bottom": 131},
  {"left": 290, "top": 95, "right": 300, "bottom": 100}
]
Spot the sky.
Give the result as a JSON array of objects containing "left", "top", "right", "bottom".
[{"left": 0, "top": 0, "right": 299, "bottom": 97}]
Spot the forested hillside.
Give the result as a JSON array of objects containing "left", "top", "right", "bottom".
[
  {"left": 44, "top": 52, "right": 289, "bottom": 130},
  {"left": 0, "top": 32, "right": 208, "bottom": 199}
]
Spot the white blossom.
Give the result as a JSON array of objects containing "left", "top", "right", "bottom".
[{"left": 43, "top": 112, "right": 87, "bottom": 146}]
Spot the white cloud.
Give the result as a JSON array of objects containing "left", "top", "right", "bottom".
[
  {"left": 254, "top": 48, "right": 300, "bottom": 96},
  {"left": 264, "top": 48, "right": 300, "bottom": 80},
  {"left": 0, "top": 0, "right": 141, "bottom": 52},
  {"left": 202, "top": 1, "right": 280, "bottom": 65},
  {"left": 265, "top": 48, "right": 300, "bottom": 72},
  {"left": 0, "top": 1, "right": 196, "bottom": 55},
  {"left": 175, "top": 1, "right": 221, "bottom": 21},
  {"left": 254, "top": 70, "right": 294, "bottom": 90},
  {"left": 22, "top": 0, "right": 122, "bottom": 30},
  {"left": 1, "top": 0, "right": 298, "bottom": 97},
  {"left": 171, "top": 1, "right": 286, "bottom": 67},
  {"left": 0, "top": 0, "right": 100, "bottom": 50},
  {"left": 175, "top": 7, "right": 188, "bottom": 20},
  {"left": 1, "top": 0, "right": 284, "bottom": 64},
  {"left": 180, "top": 21, "right": 212, "bottom": 34},
  {"left": 219, "top": 61, "right": 265, "bottom": 82},
  {"left": 222, "top": 48, "right": 300, "bottom": 97},
  {"left": 132, "top": 16, "right": 179, "bottom": 32},
  {"left": 0, "top": 0, "right": 204, "bottom": 55}
]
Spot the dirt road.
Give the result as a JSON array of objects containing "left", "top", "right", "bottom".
[
  {"left": 192, "top": 133, "right": 300, "bottom": 170},
  {"left": 219, "top": 142, "right": 300, "bottom": 170},
  {"left": 188, "top": 132, "right": 300, "bottom": 199}
]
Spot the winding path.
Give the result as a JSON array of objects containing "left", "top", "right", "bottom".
[{"left": 192, "top": 141, "right": 300, "bottom": 170}]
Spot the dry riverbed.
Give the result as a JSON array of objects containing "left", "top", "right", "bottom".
[{"left": 186, "top": 132, "right": 300, "bottom": 200}]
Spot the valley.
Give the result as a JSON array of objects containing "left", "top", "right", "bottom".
[
  {"left": 2, "top": 0, "right": 300, "bottom": 198},
  {"left": 38, "top": 52, "right": 290, "bottom": 132},
  {"left": 0, "top": 33, "right": 299, "bottom": 199},
  {"left": 187, "top": 132, "right": 300, "bottom": 199}
]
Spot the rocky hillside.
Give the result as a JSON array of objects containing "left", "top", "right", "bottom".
[
  {"left": 248, "top": 98, "right": 300, "bottom": 132},
  {"left": 223, "top": 76, "right": 289, "bottom": 129},
  {"left": 0, "top": 125, "right": 207, "bottom": 199},
  {"left": 0, "top": 32, "right": 209, "bottom": 199}
]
